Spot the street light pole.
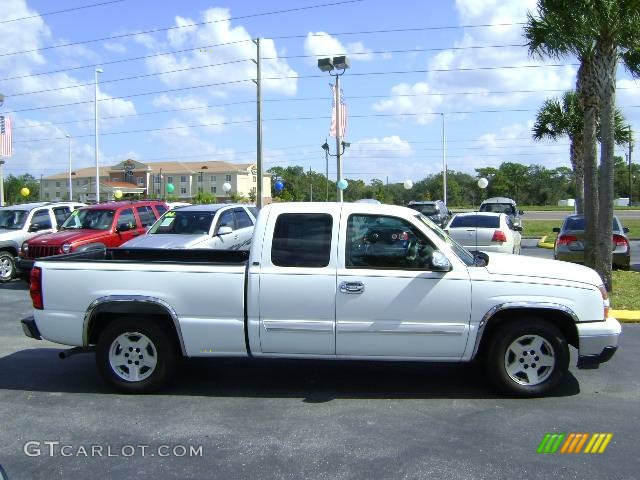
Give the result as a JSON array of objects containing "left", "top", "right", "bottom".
[
  {"left": 252, "top": 38, "right": 263, "bottom": 209},
  {"left": 66, "top": 135, "right": 72, "bottom": 201},
  {"left": 628, "top": 125, "right": 634, "bottom": 205},
  {"left": 441, "top": 113, "right": 447, "bottom": 206},
  {"left": 94, "top": 68, "right": 103, "bottom": 203}
]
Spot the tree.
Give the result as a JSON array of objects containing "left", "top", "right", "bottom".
[
  {"left": 525, "top": 0, "right": 640, "bottom": 290},
  {"left": 193, "top": 191, "right": 216, "bottom": 204},
  {"left": 3, "top": 174, "right": 40, "bottom": 204}
]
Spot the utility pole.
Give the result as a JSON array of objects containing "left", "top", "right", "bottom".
[{"left": 252, "top": 38, "right": 263, "bottom": 209}]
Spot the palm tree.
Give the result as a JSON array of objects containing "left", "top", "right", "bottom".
[
  {"left": 532, "top": 90, "right": 632, "bottom": 215},
  {"left": 525, "top": 0, "right": 640, "bottom": 290}
]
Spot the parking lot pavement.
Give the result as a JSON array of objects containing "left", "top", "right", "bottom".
[{"left": 1, "top": 282, "right": 639, "bottom": 479}]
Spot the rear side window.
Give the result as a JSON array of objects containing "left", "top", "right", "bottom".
[
  {"left": 117, "top": 208, "right": 137, "bottom": 229},
  {"left": 31, "top": 209, "right": 52, "bottom": 229},
  {"left": 52, "top": 207, "right": 71, "bottom": 225},
  {"left": 155, "top": 204, "right": 168, "bottom": 215},
  {"left": 271, "top": 214, "right": 332, "bottom": 268},
  {"left": 234, "top": 208, "right": 253, "bottom": 229},
  {"left": 218, "top": 210, "right": 235, "bottom": 230},
  {"left": 136, "top": 206, "right": 157, "bottom": 227},
  {"left": 450, "top": 215, "right": 500, "bottom": 228}
]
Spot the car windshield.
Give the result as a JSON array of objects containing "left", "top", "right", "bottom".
[
  {"left": 409, "top": 204, "right": 437, "bottom": 215},
  {"left": 0, "top": 209, "right": 29, "bottom": 229},
  {"left": 415, "top": 213, "right": 476, "bottom": 266},
  {"left": 61, "top": 209, "right": 115, "bottom": 230},
  {"left": 149, "top": 210, "right": 215, "bottom": 235},
  {"left": 450, "top": 215, "right": 500, "bottom": 228},
  {"left": 479, "top": 203, "right": 515, "bottom": 215},
  {"left": 564, "top": 217, "right": 620, "bottom": 231}
]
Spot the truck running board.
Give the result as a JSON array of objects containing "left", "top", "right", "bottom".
[{"left": 58, "top": 346, "right": 95, "bottom": 359}]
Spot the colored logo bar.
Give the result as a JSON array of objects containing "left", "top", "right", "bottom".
[{"left": 537, "top": 433, "right": 613, "bottom": 454}]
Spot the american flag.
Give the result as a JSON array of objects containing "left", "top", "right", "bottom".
[
  {"left": 0, "top": 115, "right": 12, "bottom": 157},
  {"left": 329, "top": 83, "right": 347, "bottom": 138}
]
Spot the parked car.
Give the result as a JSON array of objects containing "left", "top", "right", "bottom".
[
  {"left": 17, "top": 200, "right": 168, "bottom": 276},
  {"left": 445, "top": 212, "right": 522, "bottom": 254},
  {"left": 22, "top": 202, "right": 620, "bottom": 397},
  {"left": 553, "top": 214, "right": 631, "bottom": 270},
  {"left": 120, "top": 204, "right": 257, "bottom": 251},
  {"left": 479, "top": 197, "right": 524, "bottom": 228},
  {"left": 407, "top": 200, "right": 450, "bottom": 228},
  {"left": 0, "top": 201, "right": 85, "bottom": 282}
]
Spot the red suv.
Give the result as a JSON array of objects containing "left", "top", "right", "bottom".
[{"left": 18, "top": 201, "right": 168, "bottom": 274}]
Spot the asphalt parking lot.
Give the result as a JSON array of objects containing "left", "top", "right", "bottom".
[{"left": 0, "top": 271, "right": 639, "bottom": 479}]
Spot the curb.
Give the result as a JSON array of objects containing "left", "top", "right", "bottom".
[
  {"left": 611, "top": 310, "right": 640, "bottom": 323},
  {"left": 537, "top": 235, "right": 555, "bottom": 249}
]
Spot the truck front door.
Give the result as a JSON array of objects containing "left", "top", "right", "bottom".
[
  {"left": 257, "top": 211, "right": 337, "bottom": 355},
  {"left": 335, "top": 213, "right": 471, "bottom": 359}
]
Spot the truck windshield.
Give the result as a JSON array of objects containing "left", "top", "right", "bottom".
[
  {"left": 148, "top": 210, "right": 215, "bottom": 235},
  {"left": 0, "top": 210, "right": 28, "bottom": 229},
  {"left": 61, "top": 209, "right": 115, "bottom": 230},
  {"left": 415, "top": 214, "right": 476, "bottom": 266}
]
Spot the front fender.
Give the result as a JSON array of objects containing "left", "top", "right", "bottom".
[{"left": 0, "top": 239, "right": 20, "bottom": 254}]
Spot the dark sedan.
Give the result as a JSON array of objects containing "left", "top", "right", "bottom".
[{"left": 553, "top": 215, "right": 631, "bottom": 270}]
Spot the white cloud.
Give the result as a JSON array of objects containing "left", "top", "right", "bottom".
[
  {"left": 143, "top": 8, "right": 298, "bottom": 96},
  {"left": 103, "top": 42, "right": 127, "bottom": 53},
  {"left": 152, "top": 94, "right": 226, "bottom": 133},
  {"left": 350, "top": 135, "right": 414, "bottom": 158},
  {"left": 304, "top": 32, "right": 374, "bottom": 62},
  {"left": 372, "top": 82, "right": 444, "bottom": 124}
]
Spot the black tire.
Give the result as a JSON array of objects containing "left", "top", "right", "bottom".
[
  {"left": 484, "top": 319, "right": 569, "bottom": 397},
  {"left": 96, "top": 317, "right": 177, "bottom": 393},
  {"left": 0, "top": 251, "right": 16, "bottom": 283}
]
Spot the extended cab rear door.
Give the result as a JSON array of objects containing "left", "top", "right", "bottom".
[{"left": 255, "top": 206, "right": 339, "bottom": 355}]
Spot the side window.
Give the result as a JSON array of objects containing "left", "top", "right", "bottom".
[
  {"left": 136, "top": 206, "right": 156, "bottom": 227},
  {"left": 248, "top": 207, "right": 259, "bottom": 219},
  {"left": 218, "top": 210, "right": 235, "bottom": 230},
  {"left": 155, "top": 204, "right": 167, "bottom": 215},
  {"left": 271, "top": 214, "right": 332, "bottom": 268},
  {"left": 346, "top": 214, "right": 436, "bottom": 270},
  {"left": 506, "top": 216, "right": 515, "bottom": 230},
  {"left": 30, "top": 209, "right": 52, "bottom": 229},
  {"left": 52, "top": 207, "right": 71, "bottom": 226},
  {"left": 117, "top": 208, "right": 137, "bottom": 229},
  {"left": 234, "top": 208, "right": 253, "bottom": 228}
]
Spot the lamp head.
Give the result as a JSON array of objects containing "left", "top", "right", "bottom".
[
  {"left": 317, "top": 58, "right": 334, "bottom": 72},
  {"left": 332, "top": 55, "right": 349, "bottom": 70},
  {"left": 321, "top": 142, "right": 330, "bottom": 151},
  {"left": 95, "top": 68, "right": 103, "bottom": 74},
  {"left": 341, "top": 141, "right": 351, "bottom": 148}
]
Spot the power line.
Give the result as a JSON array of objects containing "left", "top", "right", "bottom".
[
  {"left": 0, "top": 0, "right": 365, "bottom": 58},
  {"left": 0, "top": 0, "right": 127, "bottom": 24}
]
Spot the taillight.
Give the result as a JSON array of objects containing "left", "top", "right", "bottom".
[
  {"left": 613, "top": 234, "right": 628, "bottom": 248},
  {"left": 557, "top": 234, "right": 578, "bottom": 246},
  {"left": 598, "top": 285, "right": 609, "bottom": 319},
  {"left": 491, "top": 230, "right": 507, "bottom": 243},
  {"left": 30, "top": 267, "right": 43, "bottom": 310}
]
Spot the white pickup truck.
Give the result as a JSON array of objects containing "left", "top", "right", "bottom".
[{"left": 21, "top": 202, "right": 621, "bottom": 396}]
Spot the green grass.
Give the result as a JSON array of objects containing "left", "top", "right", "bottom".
[
  {"left": 611, "top": 271, "right": 640, "bottom": 311},
  {"left": 522, "top": 218, "right": 640, "bottom": 240}
]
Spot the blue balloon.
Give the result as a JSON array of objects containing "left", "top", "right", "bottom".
[
  {"left": 337, "top": 179, "right": 349, "bottom": 190},
  {"left": 274, "top": 180, "right": 284, "bottom": 192}
]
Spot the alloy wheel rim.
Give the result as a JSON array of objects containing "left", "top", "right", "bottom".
[
  {"left": 0, "top": 257, "right": 13, "bottom": 280},
  {"left": 504, "top": 334, "right": 555, "bottom": 386},
  {"left": 108, "top": 331, "right": 158, "bottom": 382}
]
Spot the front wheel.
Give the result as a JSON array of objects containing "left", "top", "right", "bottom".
[
  {"left": 0, "top": 251, "right": 16, "bottom": 283},
  {"left": 96, "top": 317, "right": 177, "bottom": 393},
  {"left": 485, "top": 319, "right": 569, "bottom": 397}
]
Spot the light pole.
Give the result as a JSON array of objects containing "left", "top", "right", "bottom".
[
  {"left": 322, "top": 139, "right": 350, "bottom": 202},
  {"left": 66, "top": 134, "right": 72, "bottom": 201},
  {"left": 0, "top": 93, "right": 5, "bottom": 207},
  {"left": 441, "top": 113, "right": 447, "bottom": 206},
  {"left": 94, "top": 68, "right": 103, "bottom": 203},
  {"left": 318, "top": 56, "right": 349, "bottom": 202}
]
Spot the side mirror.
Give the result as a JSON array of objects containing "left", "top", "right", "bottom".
[
  {"left": 552, "top": 227, "right": 560, "bottom": 233},
  {"left": 28, "top": 223, "right": 41, "bottom": 232},
  {"left": 519, "top": 210, "right": 524, "bottom": 215},
  {"left": 218, "top": 226, "right": 233, "bottom": 236},
  {"left": 116, "top": 223, "right": 132, "bottom": 232},
  {"left": 431, "top": 251, "right": 452, "bottom": 272},
  {"left": 623, "top": 227, "right": 629, "bottom": 233},
  {"left": 514, "top": 225, "right": 523, "bottom": 232}
]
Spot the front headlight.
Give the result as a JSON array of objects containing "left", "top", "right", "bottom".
[
  {"left": 61, "top": 243, "right": 72, "bottom": 253},
  {"left": 22, "top": 242, "right": 29, "bottom": 254}
]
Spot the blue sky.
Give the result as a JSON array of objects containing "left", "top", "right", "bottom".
[{"left": 1, "top": 0, "right": 638, "bottom": 183}]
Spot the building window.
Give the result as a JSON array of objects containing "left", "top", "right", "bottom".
[
  {"left": 167, "top": 176, "right": 173, "bottom": 184},
  {"left": 180, "top": 187, "right": 187, "bottom": 195},
  {"left": 253, "top": 176, "right": 257, "bottom": 182},
  {"left": 55, "top": 181, "right": 61, "bottom": 188},
  {"left": 45, "top": 192, "right": 50, "bottom": 199},
  {"left": 197, "top": 175, "right": 203, "bottom": 183},
  {"left": 55, "top": 192, "right": 61, "bottom": 199},
  {"left": 211, "top": 175, "right": 216, "bottom": 182},
  {"left": 180, "top": 176, "right": 187, "bottom": 183},
  {"left": 211, "top": 186, "right": 217, "bottom": 193},
  {"left": 225, "top": 174, "right": 232, "bottom": 182},
  {"left": 155, "top": 188, "right": 160, "bottom": 195},
  {"left": 137, "top": 177, "right": 144, "bottom": 186}
]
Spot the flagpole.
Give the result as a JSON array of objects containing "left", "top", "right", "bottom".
[
  {"left": 0, "top": 158, "right": 4, "bottom": 207},
  {"left": 335, "top": 74, "right": 343, "bottom": 202}
]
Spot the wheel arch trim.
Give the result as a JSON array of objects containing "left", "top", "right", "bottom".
[
  {"left": 471, "top": 302, "right": 579, "bottom": 358},
  {"left": 83, "top": 295, "right": 187, "bottom": 355}
]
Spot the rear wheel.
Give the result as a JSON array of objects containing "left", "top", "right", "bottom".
[
  {"left": 485, "top": 319, "right": 569, "bottom": 397},
  {"left": 0, "top": 251, "right": 16, "bottom": 283},
  {"left": 96, "top": 317, "right": 177, "bottom": 393}
]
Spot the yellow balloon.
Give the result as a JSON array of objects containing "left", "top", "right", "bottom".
[
  {"left": 20, "top": 187, "right": 30, "bottom": 197},
  {"left": 114, "top": 190, "right": 123, "bottom": 199}
]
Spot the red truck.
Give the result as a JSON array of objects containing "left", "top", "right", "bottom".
[{"left": 18, "top": 200, "right": 168, "bottom": 275}]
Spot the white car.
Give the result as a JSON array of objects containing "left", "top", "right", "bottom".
[
  {"left": 445, "top": 212, "right": 522, "bottom": 254},
  {"left": 120, "top": 204, "right": 257, "bottom": 251}
]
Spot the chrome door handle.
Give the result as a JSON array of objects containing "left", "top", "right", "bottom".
[{"left": 339, "top": 281, "right": 365, "bottom": 294}]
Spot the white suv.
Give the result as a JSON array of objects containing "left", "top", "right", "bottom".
[{"left": 0, "top": 201, "right": 85, "bottom": 282}]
